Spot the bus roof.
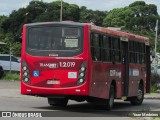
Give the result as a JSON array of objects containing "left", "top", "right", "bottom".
[
  {"left": 25, "top": 21, "right": 86, "bottom": 27},
  {"left": 24, "top": 21, "right": 150, "bottom": 45},
  {"left": 90, "top": 24, "right": 150, "bottom": 45}
]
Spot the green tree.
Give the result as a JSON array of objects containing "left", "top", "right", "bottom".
[
  {"left": 103, "top": 1, "right": 159, "bottom": 32},
  {"left": 25, "top": 0, "right": 47, "bottom": 23},
  {"left": 129, "top": 1, "right": 146, "bottom": 7},
  {"left": 103, "top": 8, "right": 128, "bottom": 27},
  {"left": 0, "top": 33, "right": 21, "bottom": 56},
  {"left": 0, "top": 16, "right": 8, "bottom": 42},
  {"left": 0, "top": 33, "right": 13, "bottom": 54},
  {"left": 1, "top": 0, "right": 159, "bottom": 55},
  {"left": 79, "top": 6, "right": 107, "bottom": 26},
  {"left": 0, "top": 16, "right": 8, "bottom": 33},
  {"left": 62, "top": 3, "right": 79, "bottom": 21}
]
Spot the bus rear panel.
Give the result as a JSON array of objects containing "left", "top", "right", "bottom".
[{"left": 21, "top": 22, "right": 90, "bottom": 97}]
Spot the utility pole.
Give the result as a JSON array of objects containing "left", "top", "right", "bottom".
[
  {"left": 60, "top": 0, "right": 63, "bottom": 21},
  {"left": 154, "top": 19, "right": 159, "bottom": 73}
]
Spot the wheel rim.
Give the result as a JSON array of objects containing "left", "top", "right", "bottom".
[
  {"left": 109, "top": 94, "right": 114, "bottom": 107},
  {"left": 109, "top": 88, "right": 114, "bottom": 107},
  {"left": 137, "top": 89, "right": 143, "bottom": 100}
]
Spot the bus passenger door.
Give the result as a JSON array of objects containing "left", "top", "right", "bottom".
[{"left": 121, "top": 40, "right": 129, "bottom": 97}]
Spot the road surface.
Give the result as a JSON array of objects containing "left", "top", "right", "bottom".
[{"left": 0, "top": 80, "right": 159, "bottom": 119}]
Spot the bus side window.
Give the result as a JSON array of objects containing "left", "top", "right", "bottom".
[
  {"left": 129, "top": 41, "right": 135, "bottom": 63},
  {"left": 103, "top": 35, "right": 111, "bottom": 62},
  {"left": 129, "top": 41, "right": 146, "bottom": 64},
  {"left": 111, "top": 37, "right": 121, "bottom": 63},
  {"left": 91, "top": 33, "right": 101, "bottom": 61}
]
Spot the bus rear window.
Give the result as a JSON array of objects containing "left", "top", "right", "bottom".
[
  {"left": 26, "top": 26, "right": 83, "bottom": 57},
  {"left": 27, "top": 27, "right": 81, "bottom": 51},
  {"left": 63, "top": 28, "right": 79, "bottom": 37}
]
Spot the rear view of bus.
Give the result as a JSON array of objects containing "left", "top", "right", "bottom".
[
  {"left": 21, "top": 22, "right": 90, "bottom": 106},
  {"left": 21, "top": 21, "right": 150, "bottom": 109}
]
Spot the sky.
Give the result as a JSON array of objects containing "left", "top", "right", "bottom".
[{"left": 0, "top": 0, "right": 160, "bottom": 16}]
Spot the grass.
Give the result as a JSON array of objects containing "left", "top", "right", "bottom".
[
  {"left": 0, "top": 71, "right": 20, "bottom": 81},
  {"left": 151, "top": 84, "right": 158, "bottom": 93}
]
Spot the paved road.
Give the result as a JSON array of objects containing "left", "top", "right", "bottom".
[{"left": 0, "top": 80, "right": 160, "bottom": 119}]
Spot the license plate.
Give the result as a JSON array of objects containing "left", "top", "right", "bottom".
[{"left": 47, "top": 80, "right": 60, "bottom": 85}]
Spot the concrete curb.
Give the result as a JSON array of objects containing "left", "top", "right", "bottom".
[
  {"left": 144, "top": 93, "right": 160, "bottom": 99},
  {"left": 144, "top": 97, "right": 160, "bottom": 99}
]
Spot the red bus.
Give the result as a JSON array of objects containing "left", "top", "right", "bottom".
[{"left": 21, "top": 22, "right": 151, "bottom": 110}]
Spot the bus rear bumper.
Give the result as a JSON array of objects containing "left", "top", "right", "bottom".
[{"left": 21, "top": 82, "right": 89, "bottom": 96}]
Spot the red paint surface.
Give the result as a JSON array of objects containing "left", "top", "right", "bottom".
[{"left": 21, "top": 22, "right": 149, "bottom": 100}]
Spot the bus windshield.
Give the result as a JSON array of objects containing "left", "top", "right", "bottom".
[{"left": 27, "top": 26, "right": 83, "bottom": 57}]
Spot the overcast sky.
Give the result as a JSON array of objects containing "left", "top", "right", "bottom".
[{"left": 0, "top": 0, "right": 160, "bottom": 15}]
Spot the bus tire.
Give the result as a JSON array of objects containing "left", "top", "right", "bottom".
[
  {"left": 48, "top": 98, "right": 68, "bottom": 107},
  {"left": 130, "top": 84, "right": 144, "bottom": 105},
  {"left": 106, "top": 85, "right": 115, "bottom": 110}
]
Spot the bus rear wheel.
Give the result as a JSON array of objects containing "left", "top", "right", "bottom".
[
  {"left": 130, "top": 84, "right": 144, "bottom": 105},
  {"left": 106, "top": 85, "right": 115, "bottom": 110},
  {"left": 48, "top": 98, "right": 68, "bottom": 107}
]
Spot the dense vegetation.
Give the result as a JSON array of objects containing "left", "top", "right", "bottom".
[
  {"left": 103, "top": 1, "right": 160, "bottom": 50},
  {"left": 0, "top": 72, "right": 20, "bottom": 81},
  {"left": 0, "top": 1, "right": 160, "bottom": 56}
]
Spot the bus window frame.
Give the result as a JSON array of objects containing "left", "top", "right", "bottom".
[
  {"left": 129, "top": 40, "right": 146, "bottom": 65},
  {"left": 26, "top": 25, "right": 84, "bottom": 57},
  {"left": 90, "top": 32, "right": 121, "bottom": 63}
]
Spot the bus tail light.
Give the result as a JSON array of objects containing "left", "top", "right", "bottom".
[
  {"left": 77, "top": 62, "right": 86, "bottom": 85},
  {"left": 22, "top": 61, "right": 30, "bottom": 83}
]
